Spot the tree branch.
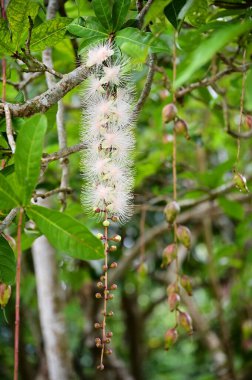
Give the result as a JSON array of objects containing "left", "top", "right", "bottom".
[
  {"left": 0, "top": 65, "right": 89, "bottom": 117},
  {"left": 0, "top": 208, "right": 18, "bottom": 233},
  {"left": 134, "top": 53, "right": 156, "bottom": 114},
  {"left": 42, "top": 142, "right": 86, "bottom": 163}
]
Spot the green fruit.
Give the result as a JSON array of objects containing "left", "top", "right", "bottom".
[
  {"left": 178, "top": 311, "right": 193, "bottom": 335},
  {"left": 0, "top": 283, "right": 11, "bottom": 308},
  {"left": 233, "top": 172, "right": 249, "bottom": 193},
  {"left": 164, "top": 201, "right": 180, "bottom": 224},
  {"left": 176, "top": 225, "right": 192, "bottom": 249}
]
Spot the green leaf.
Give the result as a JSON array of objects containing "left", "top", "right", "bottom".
[
  {"left": 116, "top": 27, "right": 152, "bottom": 49},
  {"left": 0, "top": 19, "right": 14, "bottom": 57},
  {"left": 112, "top": 0, "right": 131, "bottom": 31},
  {"left": 116, "top": 27, "right": 168, "bottom": 59},
  {"left": 6, "top": 0, "right": 39, "bottom": 50},
  {"left": 27, "top": 205, "right": 104, "bottom": 260},
  {"left": 218, "top": 197, "right": 245, "bottom": 221},
  {"left": 143, "top": 0, "right": 172, "bottom": 28},
  {"left": 67, "top": 18, "right": 108, "bottom": 50},
  {"left": 0, "top": 173, "right": 20, "bottom": 210},
  {"left": 176, "top": 21, "right": 252, "bottom": 88},
  {"left": 15, "top": 115, "right": 47, "bottom": 205},
  {"left": 0, "top": 235, "right": 16, "bottom": 285},
  {"left": 164, "top": 0, "right": 187, "bottom": 29},
  {"left": 186, "top": 0, "right": 208, "bottom": 26},
  {"left": 92, "top": 0, "right": 112, "bottom": 32},
  {"left": 30, "top": 17, "right": 72, "bottom": 51}
]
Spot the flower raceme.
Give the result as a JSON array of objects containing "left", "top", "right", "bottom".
[{"left": 81, "top": 43, "right": 135, "bottom": 224}]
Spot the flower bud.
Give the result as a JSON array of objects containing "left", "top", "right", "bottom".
[
  {"left": 176, "top": 225, "right": 192, "bottom": 249},
  {"left": 107, "top": 311, "right": 114, "bottom": 317},
  {"left": 94, "top": 208, "right": 101, "bottom": 213},
  {"left": 102, "top": 265, "right": 108, "bottom": 272},
  {"left": 97, "top": 282, "right": 104, "bottom": 289},
  {"left": 174, "top": 118, "right": 190, "bottom": 140},
  {"left": 106, "top": 331, "right": 113, "bottom": 337},
  {"left": 104, "top": 337, "right": 111, "bottom": 344},
  {"left": 161, "top": 244, "right": 177, "bottom": 268},
  {"left": 105, "top": 348, "right": 113, "bottom": 355},
  {"left": 94, "top": 322, "right": 102, "bottom": 329},
  {"left": 233, "top": 171, "right": 249, "bottom": 193},
  {"left": 110, "top": 284, "right": 117, "bottom": 290},
  {"left": 111, "top": 216, "right": 119, "bottom": 222},
  {"left": 168, "top": 292, "right": 180, "bottom": 312},
  {"left": 95, "top": 337, "right": 102, "bottom": 347},
  {"left": 100, "top": 275, "right": 105, "bottom": 281},
  {"left": 164, "top": 328, "right": 178, "bottom": 350},
  {"left": 107, "top": 294, "right": 114, "bottom": 300},
  {"left": 164, "top": 201, "right": 180, "bottom": 224},
  {"left": 96, "top": 233, "right": 104, "bottom": 240},
  {"left": 95, "top": 293, "right": 102, "bottom": 299},
  {"left": 180, "top": 275, "right": 192, "bottom": 296},
  {"left": 109, "top": 245, "right": 117, "bottom": 252},
  {"left": 167, "top": 283, "right": 180, "bottom": 296},
  {"left": 110, "top": 262, "right": 117, "bottom": 269},
  {"left": 103, "top": 220, "right": 110, "bottom": 227},
  {"left": 178, "top": 311, "right": 193, "bottom": 335},
  {"left": 0, "top": 283, "right": 11, "bottom": 308},
  {"left": 112, "top": 235, "right": 121, "bottom": 242},
  {"left": 162, "top": 103, "right": 177, "bottom": 123}
]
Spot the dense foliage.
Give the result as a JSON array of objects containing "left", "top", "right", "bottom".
[{"left": 0, "top": 0, "right": 252, "bottom": 379}]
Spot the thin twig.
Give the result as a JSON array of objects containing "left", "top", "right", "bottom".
[
  {"left": 134, "top": 53, "right": 155, "bottom": 114},
  {"left": 0, "top": 65, "right": 88, "bottom": 117},
  {"left": 33, "top": 187, "right": 72, "bottom": 201},
  {"left": 236, "top": 48, "right": 247, "bottom": 163},
  {"left": 4, "top": 104, "right": 16, "bottom": 153},
  {"left": 0, "top": 208, "right": 18, "bottom": 233},
  {"left": 137, "top": 0, "right": 154, "bottom": 28},
  {"left": 176, "top": 65, "right": 250, "bottom": 99},
  {"left": 42, "top": 142, "right": 86, "bottom": 163},
  {"left": 42, "top": 0, "right": 69, "bottom": 211},
  {"left": 14, "top": 208, "right": 24, "bottom": 380}
]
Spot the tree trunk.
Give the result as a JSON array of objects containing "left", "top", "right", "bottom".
[{"left": 32, "top": 208, "right": 75, "bottom": 380}]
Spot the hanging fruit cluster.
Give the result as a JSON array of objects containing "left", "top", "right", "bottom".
[{"left": 162, "top": 103, "right": 193, "bottom": 350}]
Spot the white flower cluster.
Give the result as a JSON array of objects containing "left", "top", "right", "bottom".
[{"left": 81, "top": 43, "right": 135, "bottom": 223}]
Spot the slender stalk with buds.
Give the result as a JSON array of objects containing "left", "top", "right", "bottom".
[{"left": 80, "top": 43, "right": 135, "bottom": 370}]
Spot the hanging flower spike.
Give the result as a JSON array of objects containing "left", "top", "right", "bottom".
[{"left": 80, "top": 43, "right": 136, "bottom": 370}]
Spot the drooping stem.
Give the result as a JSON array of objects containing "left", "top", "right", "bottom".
[
  {"left": 100, "top": 212, "right": 109, "bottom": 369},
  {"left": 14, "top": 208, "right": 23, "bottom": 380},
  {"left": 172, "top": 32, "right": 179, "bottom": 324},
  {"left": 236, "top": 48, "right": 246, "bottom": 164}
]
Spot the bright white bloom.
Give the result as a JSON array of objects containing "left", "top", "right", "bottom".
[
  {"left": 83, "top": 75, "right": 104, "bottom": 99},
  {"left": 86, "top": 44, "right": 114, "bottom": 67},
  {"left": 81, "top": 43, "right": 135, "bottom": 223},
  {"left": 100, "top": 65, "right": 121, "bottom": 85}
]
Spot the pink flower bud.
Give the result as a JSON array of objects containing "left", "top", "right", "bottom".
[
  {"left": 164, "top": 201, "right": 180, "bottom": 224},
  {"left": 176, "top": 225, "right": 192, "bottom": 249},
  {"left": 161, "top": 244, "right": 177, "bottom": 268},
  {"left": 174, "top": 118, "right": 190, "bottom": 140},
  {"left": 168, "top": 292, "right": 180, "bottom": 312},
  {"left": 162, "top": 103, "right": 177, "bottom": 123},
  {"left": 178, "top": 311, "right": 193, "bottom": 335},
  {"left": 164, "top": 328, "right": 178, "bottom": 350}
]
